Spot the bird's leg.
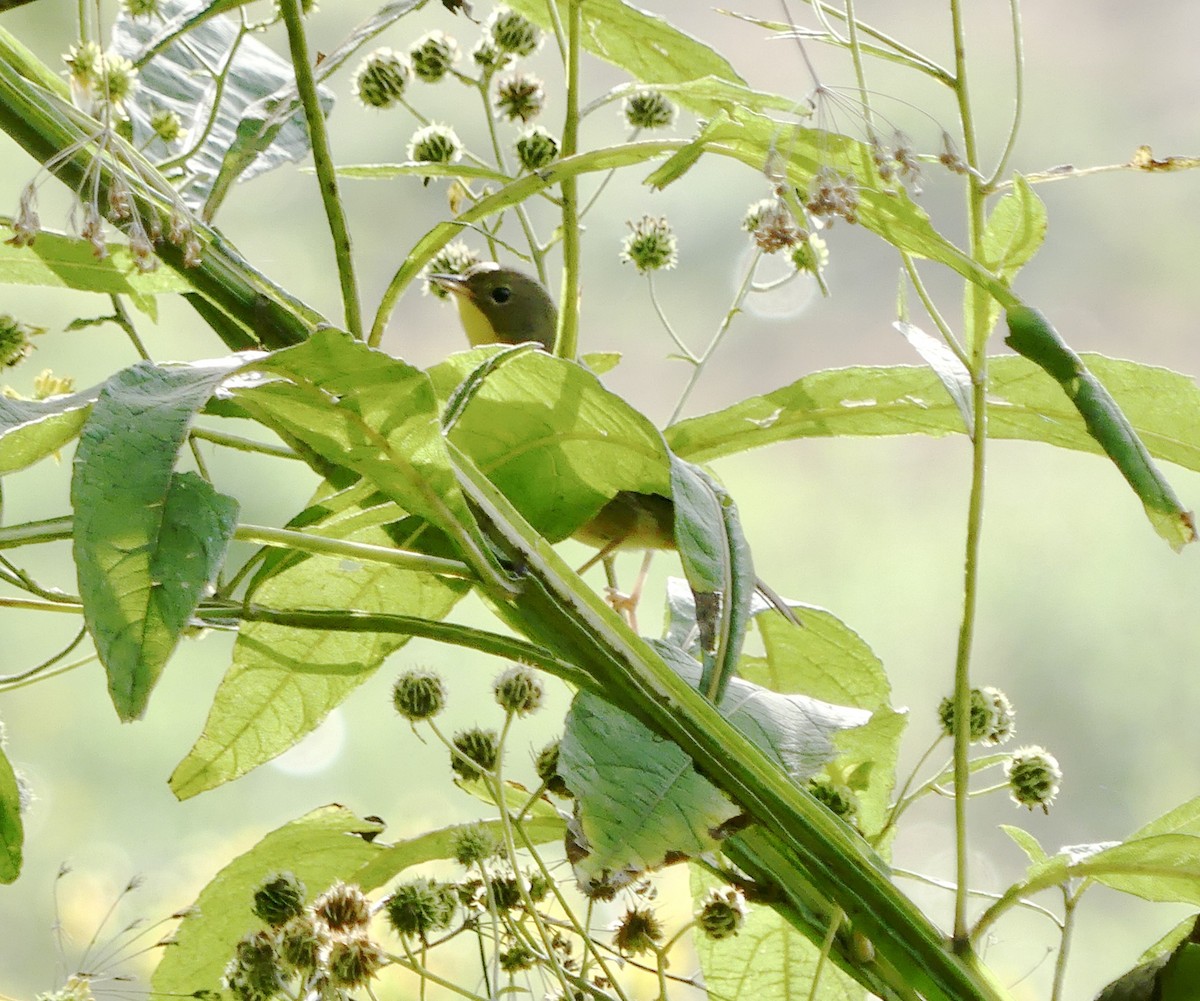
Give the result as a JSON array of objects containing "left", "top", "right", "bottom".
[{"left": 603, "top": 551, "right": 655, "bottom": 633}]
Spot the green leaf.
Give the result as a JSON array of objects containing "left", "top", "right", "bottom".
[
  {"left": 0, "top": 225, "right": 193, "bottom": 296},
  {"left": 581, "top": 350, "right": 622, "bottom": 376},
  {"left": 560, "top": 643, "right": 869, "bottom": 877},
  {"left": 667, "top": 353, "right": 1200, "bottom": 493},
  {"left": 744, "top": 605, "right": 891, "bottom": 712},
  {"left": 691, "top": 867, "right": 862, "bottom": 1001},
  {"left": 113, "top": 0, "right": 335, "bottom": 214},
  {"left": 1081, "top": 834, "right": 1200, "bottom": 905},
  {"left": 970, "top": 176, "right": 1047, "bottom": 342},
  {"left": 999, "top": 824, "right": 1047, "bottom": 864},
  {"left": 1006, "top": 306, "right": 1196, "bottom": 549},
  {"left": 895, "top": 320, "right": 973, "bottom": 435},
  {"left": 0, "top": 744, "right": 23, "bottom": 883},
  {"left": 149, "top": 806, "right": 384, "bottom": 1001},
  {"left": 234, "top": 330, "right": 503, "bottom": 587},
  {"left": 1127, "top": 794, "right": 1200, "bottom": 840},
  {"left": 170, "top": 517, "right": 467, "bottom": 799},
  {"left": 445, "top": 348, "right": 671, "bottom": 542},
  {"left": 508, "top": 0, "right": 742, "bottom": 88},
  {"left": 71, "top": 360, "right": 243, "bottom": 720},
  {"left": 0, "top": 388, "right": 95, "bottom": 474}
]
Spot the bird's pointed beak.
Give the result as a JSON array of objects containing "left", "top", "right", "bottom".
[{"left": 429, "top": 272, "right": 470, "bottom": 299}]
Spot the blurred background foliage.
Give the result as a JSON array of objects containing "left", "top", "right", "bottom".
[{"left": 0, "top": 2, "right": 1197, "bottom": 999}]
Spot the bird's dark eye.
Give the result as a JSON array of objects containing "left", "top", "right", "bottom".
[{"left": 491, "top": 285, "right": 512, "bottom": 304}]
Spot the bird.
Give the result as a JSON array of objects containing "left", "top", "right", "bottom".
[{"left": 430, "top": 261, "right": 795, "bottom": 633}]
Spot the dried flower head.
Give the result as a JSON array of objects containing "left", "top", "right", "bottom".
[
  {"left": 1006, "top": 745, "right": 1061, "bottom": 813},
  {"left": 742, "top": 197, "right": 805, "bottom": 254},
  {"left": 278, "top": 914, "right": 326, "bottom": 973},
  {"left": 451, "top": 726, "right": 499, "bottom": 780},
  {"left": 494, "top": 72, "right": 544, "bottom": 122},
  {"left": 619, "top": 215, "right": 678, "bottom": 272},
  {"left": 407, "top": 123, "right": 463, "bottom": 165},
  {"left": 223, "top": 930, "right": 284, "bottom": 1000},
  {"left": 623, "top": 88, "right": 677, "bottom": 130},
  {"left": 354, "top": 48, "right": 410, "bottom": 109},
  {"left": 515, "top": 125, "right": 559, "bottom": 171},
  {"left": 611, "top": 906, "right": 664, "bottom": 956},
  {"left": 487, "top": 6, "right": 542, "bottom": 57},
  {"left": 938, "top": 688, "right": 1000, "bottom": 744},
  {"left": 493, "top": 664, "right": 544, "bottom": 716},
  {"left": 393, "top": 669, "right": 447, "bottom": 720},
  {"left": 385, "top": 878, "right": 457, "bottom": 939},
  {"left": 327, "top": 933, "right": 386, "bottom": 988},
  {"left": 409, "top": 30, "right": 460, "bottom": 83},
  {"left": 805, "top": 167, "right": 859, "bottom": 226},
  {"left": 313, "top": 881, "right": 370, "bottom": 932},
  {"left": 253, "top": 871, "right": 307, "bottom": 928},
  {"left": 470, "top": 37, "right": 510, "bottom": 73},
  {"left": 982, "top": 686, "right": 1016, "bottom": 745}
]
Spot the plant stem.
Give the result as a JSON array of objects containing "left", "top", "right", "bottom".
[
  {"left": 948, "top": 0, "right": 993, "bottom": 951},
  {"left": 984, "top": 0, "right": 1025, "bottom": 192},
  {"left": 1049, "top": 887, "right": 1079, "bottom": 1001},
  {"left": 555, "top": 0, "right": 582, "bottom": 360},
  {"left": 278, "top": 0, "right": 363, "bottom": 339}
]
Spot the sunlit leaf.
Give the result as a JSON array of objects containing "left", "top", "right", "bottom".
[
  {"left": 0, "top": 225, "right": 192, "bottom": 296},
  {"left": 149, "top": 806, "right": 384, "bottom": 1001},
  {"left": 666, "top": 354, "right": 1200, "bottom": 492},
  {"left": 170, "top": 518, "right": 467, "bottom": 799},
  {"left": 0, "top": 388, "right": 95, "bottom": 474}
]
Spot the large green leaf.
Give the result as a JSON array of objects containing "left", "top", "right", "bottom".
[
  {"left": 1006, "top": 307, "right": 1195, "bottom": 549},
  {"left": 149, "top": 806, "right": 384, "bottom": 1001},
  {"left": 0, "top": 744, "right": 22, "bottom": 884},
  {"left": 0, "top": 388, "right": 95, "bottom": 474},
  {"left": 444, "top": 347, "right": 671, "bottom": 541},
  {"left": 560, "top": 642, "right": 868, "bottom": 878},
  {"left": 170, "top": 518, "right": 468, "bottom": 799},
  {"left": 71, "top": 360, "right": 243, "bottom": 720},
  {"left": 666, "top": 354, "right": 1200, "bottom": 481}
]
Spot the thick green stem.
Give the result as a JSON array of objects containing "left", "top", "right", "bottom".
[
  {"left": 554, "top": 0, "right": 582, "bottom": 359},
  {"left": 278, "top": 0, "right": 362, "bottom": 338}
]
